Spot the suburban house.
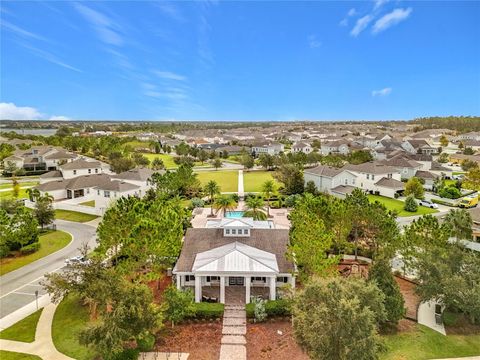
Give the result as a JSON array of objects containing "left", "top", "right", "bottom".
[
  {"left": 457, "top": 131, "right": 480, "bottom": 142},
  {"left": 320, "top": 140, "right": 351, "bottom": 155},
  {"left": 3, "top": 146, "right": 77, "bottom": 172},
  {"left": 449, "top": 154, "right": 480, "bottom": 167},
  {"left": 251, "top": 143, "right": 284, "bottom": 156},
  {"left": 291, "top": 142, "right": 313, "bottom": 154},
  {"left": 173, "top": 218, "right": 294, "bottom": 304},
  {"left": 402, "top": 139, "right": 439, "bottom": 155},
  {"left": 380, "top": 155, "right": 423, "bottom": 180},
  {"left": 304, "top": 165, "right": 357, "bottom": 196}
]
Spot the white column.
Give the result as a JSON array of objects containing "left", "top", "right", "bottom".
[
  {"left": 269, "top": 276, "right": 276, "bottom": 300},
  {"left": 176, "top": 275, "right": 181, "bottom": 290},
  {"left": 245, "top": 276, "right": 251, "bottom": 304},
  {"left": 220, "top": 276, "right": 225, "bottom": 304},
  {"left": 289, "top": 276, "right": 295, "bottom": 289},
  {"left": 195, "top": 276, "right": 202, "bottom": 303}
]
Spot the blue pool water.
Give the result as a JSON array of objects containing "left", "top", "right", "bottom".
[{"left": 225, "top": 211, "right": 245, "bottom": 218}]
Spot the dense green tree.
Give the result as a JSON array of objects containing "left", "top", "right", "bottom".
[
  {"left": 261, "top": 180, "right": 276, "bottom": 217},
  {"left": 368, "top": 259, "right": 405, "bottom": 327},
  {"left": 258, "top": 153, "right": 274, "bottom": 170},
  {"left": 197, "top": 149, "right": 209, "bottom": 164},
  {"left": 240, "top": 153, "right": 255, "bottom": 170},
  {"left": 444, "top": 209, "right": 473, "bottom": 240},
  {"left": 132, "top": 153, "right": 150, "bottom": 167},
  {"left": 462, "top": 159, "right": 479, "bottom": 172},
  {"left": 151, "top": 157, "right": 165, "bottom": 170},
  {"left": 110, "top": 157, "right": 136, "bottom": 174},
  {"left": 274, "top": 164, "right": 304, "bottom": 194},
  {"left": 0, "top": 143, "right": 15, "bottom": 161},
  {"left": 404, "top": 195, "right": 418, "bottom": 212},
  {"left": 463, "top": 166, "right": 480, "bottom": 190},
  {"left": 437, "top": 152, "right": 449, "bottom": 163},
  {"left": 463, "top": 147, "right": 475, "bottom": 155},
  {"left": 304, "top": 180, "right": 317, "bottom": 195},
  {"left": 404, "top": 177, "right": 424, "bottom": 199},
  {"left": 162, "top": 285, "right": 195, "bottom": 327},
  {"left": 174, "top": 142, "right": 190, "bottom": 156},
  {"left": 34, "top": 194, "right": 55, "bottom": 229},
  {"left": 212, "top": 157, "right": 223, "bottom": 170},
  {"left": 293, "top": 277, "right": 386, "bottom": 360},
  {"left": 440, "top": 135, "right": 449, "bottom": 147},
  {"left": 348, "top": 150, "right": 373, "bottom": 165}
]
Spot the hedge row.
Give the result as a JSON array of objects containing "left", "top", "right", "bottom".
[
  {"left": 246, "top": 299, "right": 291, "bottom": 318},
  {"left": 188, "top": 302, "right": 225, "bottom": 319}
]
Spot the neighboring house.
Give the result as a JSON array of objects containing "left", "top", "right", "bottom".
[
  {"left": 3, "top": 146, "right": 76, "bottom": 172},
  {"left": 462, "top": 140, "right": 480, "bottom": 152},
  {"left": 173, "top": 218, "right": 295, "bottom": 304},
  {"left": 449, "top": 154, "right": 480, "bottom": 166},
  {"left": 380, "top": 155, "right": 423, "bottom": 180},
  {"left": 304, "top": 165, "right": 357, "bottom": 194},
  {"left": 402, "top": 140, "right": 438, "bottom": 155},
  {"left": 251, "top": 143, "right": 284, "bottom": 156},
  {"left": 291, "top": 142, "right": 312, "bottom": 154},
  {"left": 59, "top": 159, "right": 103, "bottom": 179},
  {"left": 467, "top": 207, "right": 480, "bottom": 242},
  {"left": 320, "top": 140, "right": 350, "bottom": 155},
  {"left": 414, "top": 170, "right": 437, "bottom": 190},
  {"left": 92, "top": 180, "right": 142, "bottom": 208},
  {"left": 457, "top": 131, "right": 480, "bottom": 142}
]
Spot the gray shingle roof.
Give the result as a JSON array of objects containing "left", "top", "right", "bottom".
[
  {"left": 112, "top": 167, "right": 157, "bottom": 181},
  {"left": 374, "top": 177, "right": 405, "bottom": 189},
  {"left": 304, "top": 165, "right": 347, "bottom": 178},
  {"left": 344, "top": 162, "right": 398, "bottom": 175},
  {"left": 96, "top": 180, "right": 139, "bottom": 192},
  {"left": 59, "top": 159, "right": 101, "bottom": 170},
  {"left": 175, "top": 228, "right": 293, "bottom": 273}
]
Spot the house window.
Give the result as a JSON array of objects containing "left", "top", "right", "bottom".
[
  {"left": 97, "top": 190, "right": 100, "bottom": 195},
  {"left": 372, "top": 175, "right": 375, "bottom": 180},
  {"left": 231, "top": 229, "right": 236, "bottom": 235},
  {"left": 225, "top": 229, "right": 230, "bottom": 235},
  {"left": 252, "top": 277, "right": 266, "bottom": 282},
  {"left": 388, "top": 173, "right": 392, "bottom": 179},
  {"left": 104, "top": 191, "right": 110, "bottom": 198},
  {"left": 206, "top": 276, "right": 219, "bottom": 282},
  {"left": 243, "top": 229, "right": 249, "bottom": 235},
  {"left": 277, "top": 276, "right": 289, "bottom": 283},
  {"left": 344, "top": 179, "right": 348, "bottom": 185},
  {"left": 73, "top": 170, "right": 77, "bottom": 175},
  {"left": 366, "top": 174, "right": 370, "bottom": 180},
  {"left": 95, "top": 168, "right": 98, "bottom": 173},
  {"left": 88, "top": 169, "right": 91, "bottom": 174},
  {"left": 185, "top": 275, "right": 195, "bottom": 282}
]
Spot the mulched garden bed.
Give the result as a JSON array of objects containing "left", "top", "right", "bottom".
[{"left": 246, "top": 319, "right": 309, "bottom": 360}]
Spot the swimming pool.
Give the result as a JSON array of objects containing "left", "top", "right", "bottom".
[{"left": 225, "top": 211, "right": 245, "bottom": 218}]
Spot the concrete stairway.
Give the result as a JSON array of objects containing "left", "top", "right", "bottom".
[{"left": 219, "top": 305, "right": 247, "bottom": 360}]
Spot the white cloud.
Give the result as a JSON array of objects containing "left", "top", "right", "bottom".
[
  {"left": 2, "top": 21, "right": 47, "bottom": 42},
  {"left": 0, "top": 102, "right": 70, "bottom": 120},
  {"left": 308, "top": 35, "right": 322, "bottom": 49},
  {"left": 372, "top": 87, "right": 392, "bottom": 97},
  {"left": 374, "top": 0, "right": 389, "bottom": 10},
  {"left": 49, "top": 116, "right": 71, "bottom": 121},
  {"left": 339, "top": 18, "right": 349, "bottom": 27},
  {"left": 155, "top": 2, "right": 185, "bottom": 22},
  {"left": 340, "top": 8, "right": 357, "bottom": 27},
  {"left": 372, "top": 8, "right": 413, "bottom": 34},
  {"left": 0, "top": 102, "right": 42, "bottom": 120},
  {"left": 73, "top": 3, "right": 123, "bottom": 46},
  {"left": 19, "top": 43, "right": 82, "bottom": 72},
  {"left": 348, "top": 8, "right": 357, "bottom": 17},
  {"left": 350, "top": 15, "right": 374, "bottom": 37},
  {"left": 153, "top": 70, "right": 187, "bottom": 81}
]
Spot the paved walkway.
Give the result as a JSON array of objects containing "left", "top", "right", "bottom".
[
  {"left": 0, "top": 303, "right": 73, "bottom": 359},
  {"left": 418, "top": 300, "right": 446, "bottom": 335},
  {"left": 219, "top": 304, "right": 247, "bottom": 360},
  {"left": 238, "top": 170, "right": 244, "bottom": 199}
]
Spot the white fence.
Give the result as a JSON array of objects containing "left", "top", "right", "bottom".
[{"left": 24, "top": 199, "right": 104, "bottom": 216}]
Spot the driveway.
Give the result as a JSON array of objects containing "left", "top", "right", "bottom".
[{"left": 0, "top": 220, "right": 97, "bottom": 320}]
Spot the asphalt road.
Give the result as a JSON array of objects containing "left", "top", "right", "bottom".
[{"left": 0, "top": 220, "right": 97, "bottom": 319}]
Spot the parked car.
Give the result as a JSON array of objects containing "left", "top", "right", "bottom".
[
  {"left": 458, "top": 195, "right": 478, "bottom": 208},
  {"left": 418, "top": 200, "right": 439, "bottom": 209},
  {"left": 452, "top": 174, "right": 464, "bottom": 180},
  {"left": 65, "top": 255, "right": 87, "bottom": 266}
]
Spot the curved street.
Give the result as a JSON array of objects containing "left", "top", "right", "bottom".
[{"left": 0, "top": 220, "right": 97, "bottom": 321}]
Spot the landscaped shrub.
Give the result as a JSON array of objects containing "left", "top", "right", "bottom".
[
  {"left": 109, "top": 348, "right": 140, "bottom": 360},
  {"left": 190, "top": 302, "right": 224, "bottom": 319},
  {"left": 443, "top": 311, "right": 460, "bottom": 326},
  {"left": 404, "top": 195, "right": 418, "bottom": 212},
  {"left": 136, "top": 333, "right": 156, "bottom": 351},
  {"left": 20, "top": 242, "right": 40, "bottom": 255},
  {"left": 251, "top": 296, "right": 267, "bottom": 322},
  {"left": 190, "top": 198, "right": 205, "bottom": 208},
  {"left": 246, "top": 299, "right": 291, "bottom": 318},
  {"left": 439, "top": 186, "right": 462, "bottom": 199}
]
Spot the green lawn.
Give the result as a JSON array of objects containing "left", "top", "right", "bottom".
[
  {"left": 55, "top": 209, "right": 98, "bottom": 223},
  {"left": 0, "top": 230, "right": 71, "bottom": 275},
  {"left": 367, "top": 195, "right": 438, "bottom": 217},
  {"left": 141, "top": 153, "right": 213, "bottom": 169},
  {"left": 382, "top": 324, "right": 480, "bottom": 360},
  {"left": 52, "top": 295, "right": 97, "bottom": 360},
  {"left": 0, "top": 181, "right": 38, "bottom": 190},
  {"left": 0, "top": 351, "right": 41, "bottom": 360},
  {"left": 0, "top": 188, "right": 29, "bottom": 199},
  {"left": 197, "top": 170, "right": 239, "bottom": 192},
  {"left": 78, "top": 200, "right": 95, "bottom": 207},
  {"left": 0, "top": 309, "right": 43, "bottom": 342},
  {"left": 243, "top": 171, "right": 280, "bottom": 192}
]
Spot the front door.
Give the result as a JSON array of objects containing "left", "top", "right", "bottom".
[{"left": 229, "top": 277, "right": 244, "bottom": 286}]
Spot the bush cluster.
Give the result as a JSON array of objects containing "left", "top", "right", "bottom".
[{"left": 246, "top": 299, "right": 291, "bottom": 318}]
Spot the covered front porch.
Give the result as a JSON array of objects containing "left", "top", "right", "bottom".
[{"left": 177, "top": 274, "right": 293, "bottom": 304}]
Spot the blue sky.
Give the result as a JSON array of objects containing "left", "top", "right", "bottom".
[{"left": 1, "top": 1, "right": 479, "bottom": 121}]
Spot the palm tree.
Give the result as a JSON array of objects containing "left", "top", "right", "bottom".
[
  {"left": 444, "top": 209, "right": 473, "bottom": 240},
  {"left": 244, "top": 196, "right": 267, "bottom": 220},
  {"left": 26, "top": 188, "right": 41, "bottom": 202},
  {"left": 261, "top": 180, "right": 276, "bottom": 217},
  {"left": 214, "top": 195, "right": 237, "bottom": 217},
  {"left": 205, "top": 180, "right": 221, "bottom": 216}
]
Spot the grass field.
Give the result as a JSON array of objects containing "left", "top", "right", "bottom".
[
  {"left": 0, "top": 309, "right": 43, "bottom": 342},
  {"left": 0, "top": 181, "right": 38, "bottom": 190},
  {"left": 243, "top": 171, "right": 280, "bottom": 192},
  {"left": 0, "top": 230, "right": 71, "bottom": 275},
  {"left": 52, "top": 295, "right": 97, "bottom": 360},
  {"left": 368, "top": 195, "right": 438, "bottom": 217},
  {"left": 197, "top": 171, "right": 238, "bottom": 192},
  {"left": 141, "top": 153, "right": 213, "bottom": 169},
  {"left": 0, "top": 188, "right": 29, "bottom": 199},
  {"left": 78, "top": 200, "right": 95, "bottom": 207},
  {"left": 381, "top": 324, "right": 480, "bottom": 360},
  {"left": 0, "top": 351, "right": 41, "bottom": 360},
  {"left": 55, "top": 210, "right": 98, "bottom": 223}
]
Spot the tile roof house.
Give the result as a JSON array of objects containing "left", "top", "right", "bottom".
[{"left": 173, "top": 222, "right": 295, "bottom": 304}]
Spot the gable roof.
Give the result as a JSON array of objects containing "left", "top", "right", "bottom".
[
  {"left": 344, "top": 162, "right": 398, "bottom": 175},
  {"left": 191, "top": 242, "right": 279, "bottom": 274},
  {"left": 60, "top": 159, "right": 101, "bottom": 170},
  {"left": 174, "top": 228, "right": 292, "bottom": 273},
  {"left": 374, "top": 177, "right": 404, "bottom": 189},
  {"left": 305, "top": 165, "right": 352, "bottom": 178},
  {"left": 112, "top": 167, "right": 156, "bottom": 181},
  {"left": 96, "top": 180, "right": 139, "bottom": 192}
]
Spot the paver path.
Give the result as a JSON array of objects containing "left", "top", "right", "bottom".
[
  {"left": 0, "top": 303, "right": 74, "bottom": 359},
  {"left": 219, "top": 304, "right": 247, "bottom": 360},
  {"left": 238, "top": 170, "right": 244, "bottom": 198}
]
